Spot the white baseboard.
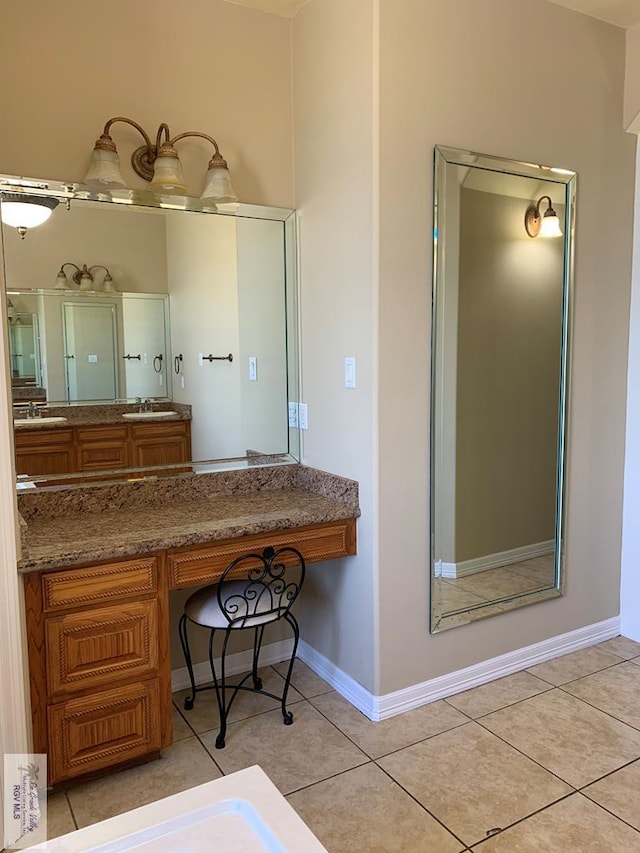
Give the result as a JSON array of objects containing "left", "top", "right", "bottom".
[
  {"left": 171, "top": 616, "right": 621, "bottom": 723},
  {"left": 171, "top": 638, "right": 294, "bottom": 692},
  {"left": 440, "top": 539, "right": 555, "bottom": 580},
  {"left": 299, "top": 616, "right": 621, "bottom": 721}
]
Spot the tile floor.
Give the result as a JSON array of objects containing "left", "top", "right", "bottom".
[{"left": 45, "top": 635, "right": 640, "bottom": 852}]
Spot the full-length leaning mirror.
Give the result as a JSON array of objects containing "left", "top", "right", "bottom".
[
  {"left": 430, "top": 146, "right": 575, "bottom": 633},
  {"left": 1, "top": 178, "right": 300, "bottom": 484}
]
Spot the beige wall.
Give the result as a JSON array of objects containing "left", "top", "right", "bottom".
[
  {"left": 378, "top": 0, "right": 635, "bottom": 692},
  {"left": 293, "top": 0, "right": 378, "bottom": 691},
  {"left": 625, "top": 23, "right": 640, "bottom": 130}
]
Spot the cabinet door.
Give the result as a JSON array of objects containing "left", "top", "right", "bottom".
[
  {"left": 15, "top": 428, "right": 75, "bottom": 476},
  {"left": 46, "top": 600, "right": 159, "bottom": 695},
  {"left": 47, "top": 680, "right": 161, "bottom": 783},
  {"left": 76, "top": 425, "right": 129, "bottom": 471},
  {"left": 130, "top": 421, "right": 191, "bottom": 468}
]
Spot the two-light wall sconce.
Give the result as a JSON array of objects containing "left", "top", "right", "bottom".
[
  {"left": 55, "top": 262, "right": 116, "bottom": 292},
  {"left": 84, "top": 116, "right": 238, "bottom": 202},
  {"left": 524, "top": 195, "right": 563, "bottom": 238}
]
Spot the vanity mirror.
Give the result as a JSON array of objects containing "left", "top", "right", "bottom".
[
  {"left": 430, "top": 146, "right": 575, "bottom": 633},
  {"left": 1, "top": 178, "right": 300, "bottom": 483}
]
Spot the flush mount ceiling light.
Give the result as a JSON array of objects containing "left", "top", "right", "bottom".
[
  {"left": 524, "top": 195, "right": 563, "bottom": 238},
  {"left": 84, "top": 117, "right": 239, "bottom": 203},
  {"left": 0, "top": 193, "right": 59, "bottom": 239},
  {"left": 55, "top": 262, "right": 116, "bottom": 292}
]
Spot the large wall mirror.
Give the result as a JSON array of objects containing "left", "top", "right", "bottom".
[
  {"left": 1, "top": 178, "right": 300, "bottom": 484},
  {"left": 430, "top": 146, "right": 575, "bottom": 633}
]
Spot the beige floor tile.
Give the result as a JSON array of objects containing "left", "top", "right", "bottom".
[
  {"left": 434, "top": 602, "right": 508, "bottom": 630},
  {"left": 526, "top": 645, "right": 623, "bottom": 685},
  {"left": 287, "top": 762, "right": 464, "bottom": 853},
  {"left": 470, "top": 793, "right": 640, "bottom": 852},
  {"left": 67, "top": 737, "right": 222, "bottom": 828},
  {"left": 378, "top": 721, "right": 570, "bottom": 847},
  {"left": 563, "top": 662, "right": 640, "bottom": 730},
  {"left": 583, "top": 759, "right": 640, "bottom": 829},
  {"left": 47, "top": 792, "right": 76, "bottom": 839},
  {"left": 509, "top": 556, "right": 555, "bottom": 586},
  {"left": 201, "top": 701, "right": 368, "bottom": 795},
  {"left": 311, "top": 691, "right": 467, "bottom": 758},
  {"left": 173, "top": 667, "right": 303, "bottom": 734},
  {"left": 445, "top": 671, "right": 551, "bottom": 719},
  {"left": 481, "top": 688, "right": 640, "bottom": 787},
  {"left": 272, "top": 658, "right": 333, "bottom": 698},
  {"left": 632, "top": 656, "right": 640, "bottom": 667},
  {"left": 172, "top": 704, "right": 194, "bottom": 740},
  {"left": 596, "top": 635, "right": 640, "bottom": 660},
  {"left": 434, "top": 579, "right": 491, "bottom": 611},
  {"left": 452, "top": 566, "right": 551, "bottom": 600}
]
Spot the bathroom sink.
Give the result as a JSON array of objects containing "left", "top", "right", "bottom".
[
  {"left": 13, "top": 416, "right": 67, "bottom": 425},
  {"left": 122, "top": 411, "right": 178, "bottom": 420}
]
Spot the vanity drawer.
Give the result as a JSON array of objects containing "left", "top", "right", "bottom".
[
  {"left": 47, "top": 679, "right": 161, "bottom": 783},
  {"left": 46, "top": 600, "right": 159, "bottom": 695},
  {"left": 168, "top": 519, "right": 357, "bottom": 588},
  {"left": 42, "top": 557, "right": 159, "bottom": 612},
  {"left": 76, "top": 425, "right": 129, "bottom": 442}
]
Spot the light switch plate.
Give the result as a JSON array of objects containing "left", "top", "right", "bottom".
[
  {"left": 249, "top": 356, "right": 258, "bottom": 381},
  {"left": 344, "top": 357, "right": 356, "bottom": 388},
  {"left": 88, "top": 354, "right": 98, "bottom": 363},
  {"left": 288, "top": 402, "right": 299, "bottom": 428},
  {"left": 298, "top": 402, "right": 308, "bottom": 430}
]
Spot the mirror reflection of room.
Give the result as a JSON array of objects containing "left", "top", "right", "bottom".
[
  {"left": 431, "top": 148, "right": 574, "bottom": 632},
  {"left": 3, "top": 195, "right": 294, "bottom": 477}
]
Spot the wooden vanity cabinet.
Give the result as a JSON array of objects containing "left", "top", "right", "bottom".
[
  {"left": 23, "top": 556, "right": 172, "bottom": 786},
  {"left": 15, "top": 420, "right": 191, "bottom": 479},
  {"left": 15, "top": 428, "right": 76, "bottom": 477},
  {"left": 130, "top": 421, "right": 191, "bottom": 469}
]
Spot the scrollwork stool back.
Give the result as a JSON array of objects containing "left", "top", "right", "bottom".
[{"left": 178, "top": 545, "right": 306, "bottom": 749}]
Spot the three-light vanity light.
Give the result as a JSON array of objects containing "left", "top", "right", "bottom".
[
  {"left": 55, "top": 262, "right": 116, "bottom": 292},
  {"left": 84, "top": 116, "right": 238, "bottom": 202},
  {"left": 524, "top": 195, "right": 563, "bottom": 238},
  {"left": 0, "top": 115, "right": 238, "bottom": 239}
]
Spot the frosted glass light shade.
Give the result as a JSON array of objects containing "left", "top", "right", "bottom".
[
  {"left": 149, "top": 149, "right": 187, "bottom": 195},
  {"left": 540, "top": 212, "right": 562, "bottom": 238},
  {"left": 79, "top": 272, "right": 94, "bottom": 291},
  {"left": 84, "top": 148, "right": 127, "bottom": 189},
  {"left": 102, "top": 273, "right": 117, "bottom": 293},
  {"left": 201, "top": 165, "right": 238, "bottom": 203},
  {"left": 55, "top": 270, "right": 68, "bottom": 289},
  {"left": 1, "top": 195, "right": 58, "bottom": 230}
]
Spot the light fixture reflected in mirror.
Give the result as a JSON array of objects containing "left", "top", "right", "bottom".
[
  {"left": 84, "top": 117, "right": 238, "bottom": 203},
  {"left": 1, "top": 193, "right": 59, "bottom": 239},
  {"left": 524, "top": 195, "right": 563, "bottom": 238},
  {"left": 55, "top": 262, "right": 116, "bottom": 292}
]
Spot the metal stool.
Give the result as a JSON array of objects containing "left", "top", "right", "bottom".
[{"left": 178, "top": 545, "right": 306, "bottom": 749}]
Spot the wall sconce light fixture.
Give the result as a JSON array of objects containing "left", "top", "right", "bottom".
[
  {"left": 524, "top": 195, "right": 563, "bottom": 238},
  {"left": 1, "top": 193, "right": 59, "bottom": 239},
  {"left": 55, "top": 262, "right": 116, "bottom": 292},
  {"left": 84, "top": 117, "right": 238, "bottom": 203}
]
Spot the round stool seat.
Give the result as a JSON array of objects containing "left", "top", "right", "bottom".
[{"left": 184, "top": 581, "right": 282, "bottom": 630}]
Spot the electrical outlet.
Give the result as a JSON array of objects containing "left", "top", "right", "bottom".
[
  {"left": 249, "top": 356, "right": 258, "bottom": 381},
  {"left": 198, "top": 353, "right": 204, "bottom": 366},
  {"left": 299, "top": 402, "right": 308, "bottom": 430},
  {"left": 288, "top": 402, "right": 299, "bottom": 428},
  {"left": 180, "top": 375, "right": 185, "bottom": 390}
]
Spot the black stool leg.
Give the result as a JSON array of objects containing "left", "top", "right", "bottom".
[
  {"left": 252, "top": 625, "right": 265, "bottom": 690},
  {"left": 212, "top": 627, "right": 232, "bottom": 749},
  {"left": 178, "top": 613, "right": 196, "bottom": 711},
  {"left": 280, "top": 611, "right": 300, "bottom": 726}
]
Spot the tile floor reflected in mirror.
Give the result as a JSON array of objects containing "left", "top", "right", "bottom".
[{"left": 43, "top": 636, "right": 640, "bottom": 852}]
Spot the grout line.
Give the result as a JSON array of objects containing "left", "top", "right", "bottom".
[{"left": 64, "top": 790, "right": 79, "bottom": 831}]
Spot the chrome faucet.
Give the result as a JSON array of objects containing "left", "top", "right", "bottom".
[
  {"left": 143, "top": 398, "right": 153, "bottom": 412},
  {"left": 135, "top": 396, "right": 143, "bottom": 413},
  {"left": 28, "top": 401, "right": 38, "bottom": 419}
]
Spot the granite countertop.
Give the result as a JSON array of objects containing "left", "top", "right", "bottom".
[
  {"left": 17, "top": 465, "right": 359, "bottom": 573},
  {"left": 13, "top": 402, "right": 192, "bottom": 430}
]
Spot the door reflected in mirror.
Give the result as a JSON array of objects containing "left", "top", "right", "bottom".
[{"left": 430, "top": 146, "right": 575, "bottom": 633}]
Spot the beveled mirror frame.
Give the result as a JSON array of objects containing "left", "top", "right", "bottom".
[
  {"left": 0, "top": 176, "right": 301, "bottom": 486},
  {"left": 430, "top": 146, "right": 576, "bottom": 633}
]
